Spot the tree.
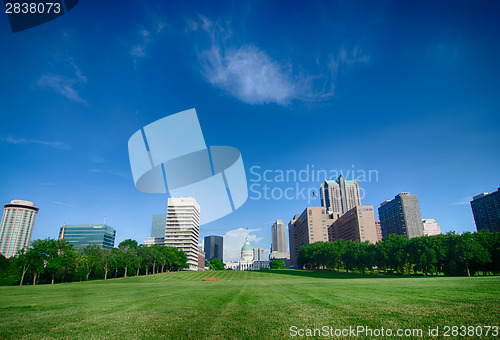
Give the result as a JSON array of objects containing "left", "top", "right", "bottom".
[
  {"left": 15, "top": 249, "right": 30, "bottom": 286},
  {"left": 118, "top": 239, "right": 138, "bottom": 251},
  {"left": 376, "top": 234, "right": 409, "bottom": 274},
  {"left": 269, "top": 259, "right": 285, "bottom": 269},
  {"left": 138, "top": 245, "right": 161, "bottom": 275},
  {"left": 407, "top": 236, "right": 436, "bottom": 276},
  {"left": 149, "top": 245, "right": 163, "bottom": 274},
  {"left": 158, "top": 246, "right": 169, "bottom": 273},
  {"left": 25, "top": 239, "right": 47, "bottom": 285},
  {"left": 98, "top": 247, "right": 113, "bottom": 280},
  {"left": 474, "top": 230, "right": 500, "bottom": 275},
  {"left": 162, "top": 246, "right": 188, "bottom": 271},
  {"left": 342, "top": 241, "right": 360, "bottom": 273},
  {"left": 357, "top": 242, "right": 376, "bottom": 274},
  {"left": 77, "top": 244, "right": 101, "bottom": 281},
  {"left": 430, "top": 234, "right": 448, "bottom": 276},
  {"left": 458, "top": 232, "right": 490, "bottom": 277},
  {"left": 208, "top": 258, "right": 225, "bottom": 270},
  {"left": 48, "top": 239, "right": 77, "bottom": 283},
  {"left": 110, "top": 248, "right": 123, "bottom": 278},
  {"left": 119, "top": 247, "right": 137, "bottom": 278},
  {"left": 118, "top": 239, "right": 139, "bottom": 277}
]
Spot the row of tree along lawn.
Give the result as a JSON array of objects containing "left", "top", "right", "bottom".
[
  {"left": 0, "top": 239, "right": 189, "bottom": 286},
  {"left": 297, "top": 231, "right": 500, "bottom": 276}
]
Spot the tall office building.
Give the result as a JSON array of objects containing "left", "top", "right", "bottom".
[
  {"left": 270, "top": 219, "right": 290, "bottom": 260},
  {"left": 59, "top": 224, "right": 116, "bottom": 249},
  {"left": 151, "top": 215, "right": 167, "bottom": 238},
  {"left": 288, "top": 207, "right": 330, "bottom": 265},
  {"left": 0, "top": 200, "right": 39, "bottom": 258},
  {"left": 374, "top": 220, "right": 382, "bottom": 242},
  {"left": 471, "top": 188, "right": 500, "bottom": 232},
  {"left": 253, "top": 248, "right": 264, "bottom": 261},
  {"left": 143, "top": 237, "right": 165, "bottom": 246},
  {"left": 164, "top": 197, "right": 200, "bottom": 270},
  {"left": 422, "top": 219, "right": 442, "bottom": 236},
  {"left": 288, "top": 214, "right": 300, "bottom": 266},
  {"left": 320, "top": 175, "right": 361, "bottom": 215},
  {"left": 329, "top": 206, "right": 378, "bottom": 244},
  {"left": 378, "top": 193, "right": 423, "bottom": 239},
  {"left": 204, "top": 235, "right": 223, "bottom": 262},
  {"left": 197, "top": 247, "right": 205, "bottom": 270}
]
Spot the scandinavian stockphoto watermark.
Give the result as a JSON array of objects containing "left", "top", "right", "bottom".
[
  {"left": 249, "top": 164, "right": 379, "bottom": 204},
  {"left": 128, "top": 108, "right": 248, "bottom": 225}
]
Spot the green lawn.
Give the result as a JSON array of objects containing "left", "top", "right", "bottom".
[{"left": 0, "top": 270, "right": 499, "bottom": 339}]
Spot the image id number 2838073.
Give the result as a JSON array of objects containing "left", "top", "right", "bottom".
[{"left": 5, "top": 2, "right": 61, "bottom": 14}]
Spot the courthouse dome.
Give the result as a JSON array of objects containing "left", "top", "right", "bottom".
[
  {"left": 241, "top": 236, "right": 253, "bottom": 251},
  {"left": 240, "top": 236, "right": 254, "bottom": 262}
]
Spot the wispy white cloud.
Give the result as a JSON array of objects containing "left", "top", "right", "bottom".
[
  {"left": 223, "top": 227, "right": 263, "bottom": 262},
  {"left": 36, "top": 58, "right": 87, "bottom": 105},
  {"left": 91, "top": 168, "right": 128, "bottom": 177},
  {"left": 37, "top": 74, "right": 87, "bottom": 105},
  {"left": 201, "top": 45, "right": 295, "bottom": 105},
  {"left": 2, "top": 136, "right": 71, "bottom": 150},
  {"left": 130, "top": 29, "right": 151, "bottom": 58},
  {"left": 330, "top": 46, "right": 371, "bottom": 73},
  {"left": 129, "top": 21, "right": 168, "bottom": 63},
  {"left": 91, "top": 155, "right": 107, "bottom": 164},
  {"left": 452, "top": 196, "right": 472, "bottom": 206},
  {"left": 52, "top": 201, "right": 79, "bottom": 209},
  {"left": 192, "top": 16, "right": 369, "bottom": 106}
]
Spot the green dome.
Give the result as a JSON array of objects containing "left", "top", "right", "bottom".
[
  {"left": 241, "top": 236, "right": 253, "bottom": 251},
  {"left": 241, "top": 243, "right": 253, "bottom": 251}
]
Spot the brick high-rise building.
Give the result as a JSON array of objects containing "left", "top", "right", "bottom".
[
  {"left": 375, "top": 220, "right": 382, "bottom": 242},
  {"left": 329, "top": 206, "right": 378, "bottom": 244},
  {"left": 288, "top": 207, "right": 330, "bottom": 265}
]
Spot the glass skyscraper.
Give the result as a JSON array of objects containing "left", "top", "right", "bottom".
[
  {"left": 59, "top": 224, "right": 116, "bottom": 249},
  {"left": 204, "top": 235, "right": 223, "bottom": 262},
  {"left": 151, "top": 214, "right": 166, "bottom": 238},
  {"left": 471, "top": 188, "right": 500, "bottom": 232}
]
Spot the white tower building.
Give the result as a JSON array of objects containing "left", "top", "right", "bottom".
[
  {"left": 422, "top": 219, "right": 442, "bottom": 236},
  {"left": 164, "top": 197, "right": 200, "bottom": 270}
]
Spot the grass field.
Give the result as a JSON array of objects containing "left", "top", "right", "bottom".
[{"left": 0, "top": 270, "right": 499, "bottom": 339}]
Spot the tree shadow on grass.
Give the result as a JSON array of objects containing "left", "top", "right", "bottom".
[{"left": 260, "top": 269, "right": 405, "bottom": 280}]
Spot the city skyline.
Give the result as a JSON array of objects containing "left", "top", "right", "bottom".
[{"left": 1, "top": 1, "right": 499, "bottom": 259}]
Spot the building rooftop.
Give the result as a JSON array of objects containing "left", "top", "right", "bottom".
[{"left": 324, "top": 178, "right": 357, "bottom": 185}]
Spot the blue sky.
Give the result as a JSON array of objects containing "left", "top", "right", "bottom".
[{"left": 1, "top": 1, "right": 499, "bottom": 261}]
